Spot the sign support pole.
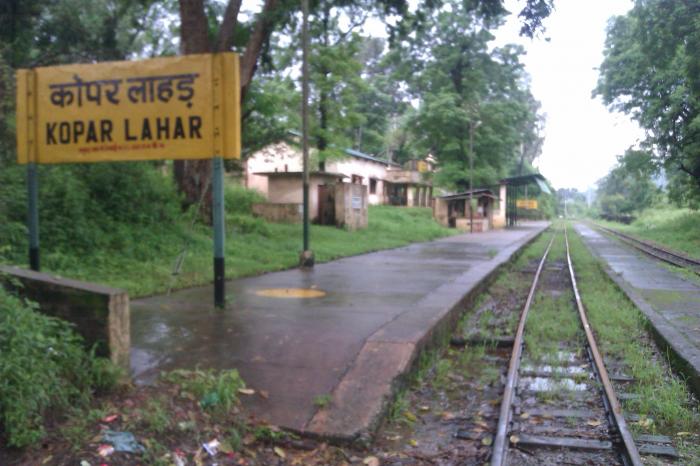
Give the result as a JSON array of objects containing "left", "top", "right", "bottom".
[
  {"left": 27, "top": 162, "right": 40, "bottom": 271},
  {"left": 212, "top": 156, "right": 225, "bottom": 308}
]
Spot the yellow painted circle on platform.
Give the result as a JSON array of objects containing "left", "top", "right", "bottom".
[{"left": 255, "top": 288, "right": 326, "bottom": 299}]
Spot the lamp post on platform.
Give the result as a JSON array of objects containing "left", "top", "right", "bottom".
[
  {"left": 299, "top": 0, "right": 314, "bottom": 267},
  {"left": 468, "top": 118, "right": 481, "bottom": 233}
]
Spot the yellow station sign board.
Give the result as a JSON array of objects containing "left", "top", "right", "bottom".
[
  {"left": 516, "top": 199, "right": 538, "bottom": 210},
  {"left": 16, "top": 53, "right": 240, "bottom": 164}
]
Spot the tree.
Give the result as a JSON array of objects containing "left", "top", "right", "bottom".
[
  {"left": 234, "top": 3, "right": 389, "bottom": 162},
  {"left": 172, "top": 0, "right": 556, "bottom": 211},
  {"left": 1, "top": 0, "right": 556, "bottom": 215},
  {"left": 174, "top": 0, "right": 405, "bottom": 213},
  {"left": 596, "top": 149, "right": 659, "bottom": 218},
  {"left": 595, "top": 0, "right": 700, "bottom": 204},
  {"left": 392, "top": 1, "right": 544, "bottom": 191},
  {"left": 555, "top": 188, "right": 588, "bottom": 218},
  {"left": 307, "top": 2, "right": 367, "bottom": 160}
]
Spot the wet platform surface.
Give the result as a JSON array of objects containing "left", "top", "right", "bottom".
[
  {"left": 131, "top": 222, "right": 548, "bottom": 439},
  {"left": 575, "top": 223, "right": 700, "bottom": 396}
]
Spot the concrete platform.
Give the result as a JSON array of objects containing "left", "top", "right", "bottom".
[
  {"left": 131, "top": 222, "right": 548, "bottom": 441},
  {"left": 575, "top": 223, "right": 700, "bottom": 397}
]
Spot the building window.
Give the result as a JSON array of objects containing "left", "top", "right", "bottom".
[
  {"left": 352, "top": 174, "right": 363, "bottom": 184},
  {"left": 369, "top": 178, "right": 377, "bottom": 194}
]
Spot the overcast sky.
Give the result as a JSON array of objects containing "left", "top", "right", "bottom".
[{"left": 492, "top": 0, "right": 644, "bottom": 192}]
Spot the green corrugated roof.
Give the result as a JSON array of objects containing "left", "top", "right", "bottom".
[{"left": 500, "top": 174, "right": 551, "bottom": 194}]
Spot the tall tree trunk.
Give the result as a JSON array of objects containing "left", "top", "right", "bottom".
[
  {"left": 217, "top": 0, "right": 243, "bottom": 52},
  {"left": 175, "top": 0, "right": 281, "bottom": 219},
  {"left": 316, "top": 1, "right": 330, "bottom": 167},
  {"left": 240, "top": 0, "right": 278, "bottom": 100},
  {"left": 175, "top": 0, "right": 213, "bottom": 219}
]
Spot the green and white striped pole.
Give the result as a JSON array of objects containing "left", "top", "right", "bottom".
[
  {"left": 212, "top": 156, "right": 225, "bottom": 307},
  {"left": 27, "top": 162, "right": 40, "bottom": 271}
]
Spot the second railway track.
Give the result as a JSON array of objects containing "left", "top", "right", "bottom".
[
  {"left": 592, "top": 223, "right": 700, "bottom": 276},
  {"left": 490, "top": 226, "right": 678, "bottom": 465}
]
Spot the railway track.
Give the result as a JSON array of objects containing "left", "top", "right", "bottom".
[
  {"left": 592, "top": 223, "right": 700, "bottom": 276},
  {"left": 489, "top": 226, "right": 678, "bottom": 466}
]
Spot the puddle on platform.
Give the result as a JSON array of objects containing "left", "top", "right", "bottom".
[{"left": 254, "top": 288, "right": 326, "bottom": 298}]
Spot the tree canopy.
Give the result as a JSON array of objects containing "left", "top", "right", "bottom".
[
  {"left": 596, "top": 149, "right": 660, "bottom": 218},
  {"left": 393, "top": 1, "right": 545, "bottom": 190},
  {"left": 595, "top": 0, "right": 700, "bottom": 205}
]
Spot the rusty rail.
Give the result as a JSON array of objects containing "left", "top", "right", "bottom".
[
  {"left": 593, "top": 223, "right": 700, "bottom": 275},
  {"left": 564, "top": 228, "right": 642, "bottom": 466},
  {"left": 490, "top": 233, "right": 555, "bottom": 466}
]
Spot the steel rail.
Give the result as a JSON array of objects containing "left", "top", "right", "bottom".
[
  {"left": 565, "top": 227, "right": 643, "bottom": 466},
  {"left": 593, "top": 223, "right": 700, "bottom": 275},
  {"left": 490, "top": 233, "right": 555, "bottom": 466}
]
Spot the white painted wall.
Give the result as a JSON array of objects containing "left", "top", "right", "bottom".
[
  {"left": 326, "top": 158, "right": 389, "bottom": 205},
  {"left": 492, "top": 183, "right": 507, "bottom": 229},
  {"left": 246, "top": 142, "right": 304, "bottom": 196},
  {"left": 246, "top": 141, "right": 394, "bottom": 205}
]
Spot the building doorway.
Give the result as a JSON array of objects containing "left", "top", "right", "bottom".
[{"left": 317, "top": 184, "right": 336, "bottom": 225}]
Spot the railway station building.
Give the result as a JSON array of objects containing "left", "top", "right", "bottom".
[
  {"left": 244, "top": 134, "right": 434, "bottom": 227},
  {"left": 432, "top": 173, "right": 550, "bottom": 232},
  {"left": 433, "top": 186, "right": 506, "bottom": 232}
]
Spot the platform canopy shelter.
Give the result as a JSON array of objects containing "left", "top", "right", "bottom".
[{"left": 500, "top": 173, "right": 551, "bottom": 227}]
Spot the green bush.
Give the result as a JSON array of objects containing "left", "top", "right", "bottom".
[
  {"left": 0, "top": 287, "right": 117, "bottom": 447},
  {"left": 228, "top": 213, "right": 271, "bottom": 236},
  {"left": 0, "top": 162, "right": 181, "bottom": 261},
  {"left": 224, "top": 183, "right": 265, "bottom": 215}
]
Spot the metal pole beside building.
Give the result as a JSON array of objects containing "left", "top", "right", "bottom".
[
  {"left": 299, "top": 0, "right": 314, "bottom": 267},
  {"left": 469, "top": 120, "right": 474, "bottom": 233}
]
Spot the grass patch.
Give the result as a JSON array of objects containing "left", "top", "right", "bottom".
[
  {"left": 137, "top": 397, "right": 172, "bottom": 435},
  {"left": 313, "top": 394, "right": 332, "bottom": 408},
  {"left": 433, "top": 358, "right": 454, "bottom": 388},
  {"left": 513, "top": 228, "right": 552, "bottom": 269},
  {"left": 387, "top": 390, "right": 412, "bottom": 425},
  {"left": 162, "top": 368, "right": 245, "bottom": 413},
  {"left": 524, "top": 289, "right": 582, "bottom": 362},
  {"left": 3, "top": 183, "right": 455, "bottom": 297},
  {"left": 568, "top": 223, "right": 700, "bottom": 460}
]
